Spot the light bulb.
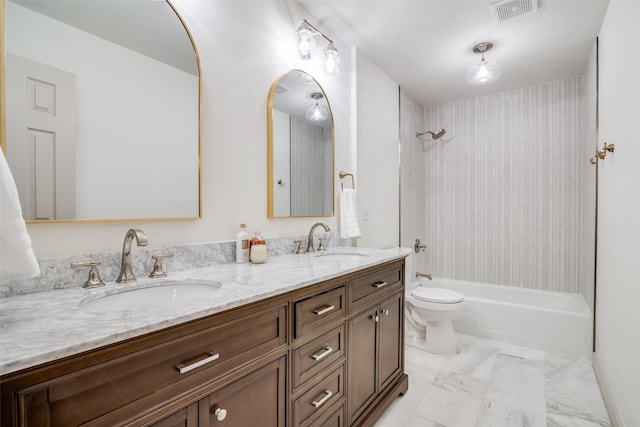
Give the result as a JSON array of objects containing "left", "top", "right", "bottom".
[
  {"left": 296, "top": 22, "right": 315, "bottom": 60},
  {"left": 466, "top": 56, "right": 502, "bottom": 86},
  {"left": 306, "top": 102, "right": 329, "bottom": 122},
  {"left": 324, "top": 42, "right": 340, "bottom": 75}
]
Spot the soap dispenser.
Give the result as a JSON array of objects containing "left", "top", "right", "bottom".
[
  {"left": 236, "top": 223, "right": 250, "bottom": 264},
  {"left": 249, "top": 231, "right": 267, "bottom": 264}
]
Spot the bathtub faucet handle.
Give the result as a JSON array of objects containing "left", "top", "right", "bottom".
[{"left": 414, "top": 238, "right": 427, "bottom": 253}]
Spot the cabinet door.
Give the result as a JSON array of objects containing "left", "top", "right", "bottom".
[
  {"left": 200, "top": 357, "right": 286, "bottom": 427},
  {"left": 150, "top": 403, "right": 198, "bottom": 427},
  {"left": 378, "top": 292, "right": 403, "bottom": 391},
  {"left": 347, "top": 306, "right": 378, "bottom": 421}
]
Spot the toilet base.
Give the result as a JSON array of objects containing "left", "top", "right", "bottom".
[{"left": 424, "top": 320, "right": 458, "bottom": 355}]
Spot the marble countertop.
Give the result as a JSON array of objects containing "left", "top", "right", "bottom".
[{"left": 0, "top": 247, "right": 410, "bottom": 376}]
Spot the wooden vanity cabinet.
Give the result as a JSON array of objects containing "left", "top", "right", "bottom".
[
  {"left": 347, "top": 264, "right": 406, "bottom": 426},
  {"left": 1, "top": 258, "right": 407, "bottom": 427}
]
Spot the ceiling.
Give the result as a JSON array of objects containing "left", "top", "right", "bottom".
[{"left": 298, "top": 0, "right": 610, "bottom": 106}]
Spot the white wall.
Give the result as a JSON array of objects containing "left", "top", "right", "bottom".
[
  {"left": 21, "top": 1, "right": 355, "bottom": 257},
  {"left": 355, "top": 51, "right": 400, "bottom": 248},
  {"left": 594, "top": 1, "right": 640, "bottom": 425}
]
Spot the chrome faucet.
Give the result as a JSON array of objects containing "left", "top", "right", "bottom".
[
  {"left": 306, "top": 222, "right": 330, "bottom": 252},
  {"left": 416, "top": 272, "right": 432, "bottom": 280},
  {"left": 116, "top": 229, "right": 149, "bottom": 283}
]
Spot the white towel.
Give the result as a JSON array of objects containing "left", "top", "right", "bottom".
[
  {"left": 0, "top": 150, "right": 40, "bottom": 282},
  {"left": 340, "top": 188, "right": 361, "bottom": 239}
]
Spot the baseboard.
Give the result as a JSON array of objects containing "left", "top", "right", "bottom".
[{"left": 592, "top": 352, "right": 625, "bottom": 427}]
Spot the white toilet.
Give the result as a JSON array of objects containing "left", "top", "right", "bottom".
[{"left": 406, "top": 286, "right": 464, "bottom": 354}]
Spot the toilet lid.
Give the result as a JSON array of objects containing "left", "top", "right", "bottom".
[{"left": 411, "top": 287, "right": 464, "bottom": 304}]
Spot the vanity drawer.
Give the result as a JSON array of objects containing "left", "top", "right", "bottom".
[
  {"left": 295, "top": 285, "right": 346, "bottom": 338},
  {"left": 349, "top": 263, "right": 403, "bottom": 309},
  {"left": 18, "top": 304, "right": 287, "bottom": 426},
  {"left": 292, "top": 324, "right": 345, "bottom": 390},
  {"left": 309, "top": 402, "right": 345, "bottom": 427},
  {"left": 293, "top": 365, "right": 345, "bottom": 427}
]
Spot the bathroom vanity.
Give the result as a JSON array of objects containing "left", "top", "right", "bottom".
[{"left": 0, "top": 248, "right": 409, "bottom": 426}]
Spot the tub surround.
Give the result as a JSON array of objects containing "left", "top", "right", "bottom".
[{"left": 0, "top": 244, "right": 409, "bottom": 376}]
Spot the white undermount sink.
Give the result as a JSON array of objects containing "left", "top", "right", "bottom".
[
  {"left": 314, "top": 248, "right": 370, "bottom": 257},
  {"left": 80, "top": 281, "right": 222, "bottom": 312}
]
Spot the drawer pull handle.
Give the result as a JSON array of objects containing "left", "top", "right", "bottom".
[
  {"left": 176, "top": 352, "right": 219, "bottom": 374},
  {"left": 311, "top": 390, "right": 333, "bottom": 408},
  {"left": 313, "top": 304, "right": 335, "bottom": 316},
  {"left": 372, "top": 281, "right": 388, "bottom": 289},
  {"left": 214, "top": 408, "right": 228, "bottom": 421},
  {"left": 311, "top": 346, "right": 334, "bottom": 361}
]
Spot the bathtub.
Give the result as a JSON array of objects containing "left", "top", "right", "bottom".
[{"left": 409, "top": 278, "right": 593, "bottom": 358}]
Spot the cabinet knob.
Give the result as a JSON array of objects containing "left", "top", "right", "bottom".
[
  {"left": 371, "top": 314, "right": 379, "bottom": 323},
  {"left": 214, "top": 407, "right": 227, "bottom": 421},
  {"left": 382, "top": 309, "right": 390, "bottom": 316}
]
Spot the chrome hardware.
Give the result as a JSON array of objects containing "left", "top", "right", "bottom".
[
  {"left": 214, "top": 408, "right": 228, "bottom": 421},
  {"left": 382, "top": 309, "right": 389, "bottom": 316},
  {"left": 149, "top": 252, "right": 174, "bottom": 278},
  {"left": 317, "top": 237, "right": 326, "bottom": 251},
  {"left": 314, "top": 305, "right": 335, "bottom": 316},
  {"left": 416, "top": 272, "right": 432, "bottom": 280},
  {"left": 277, "top": 179, "right": 285, "bottom": 187},
  {"left": 71, "top": 260, "right": 105, "bottom": 288},
  {"left": 414, "top": 238, "right": 427, "bottom": 253},
  {"left": 294, "top": 239, "right": 305, "bottom": 254},
  {"left": 372, "top": 281, "right": 388, "bottom": 289},
  {"left": 306, "top": 222, "right": 331, "bottom": 253},
  {"left": 116, "top": 229, "right": 148, "bottom": 283},
  {"left": 311, "top": 346, "right": 334, "bottom": 361},
  {"left": 176, "top": 351, "right": 220, "bottom": 374},
  {"left": 372, "top": 314, "right": 379, "bottom": 323},
  {"left": 311, "top": 390, "right": 333, "bottom": 408}
]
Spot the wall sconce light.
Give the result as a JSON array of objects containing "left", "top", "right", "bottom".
[
  {"left": 296, "top": 19, "right": 340, "bottom": 75},
  {"left": 466, "top": 42, "right": 502, "bottom": 86},
  {"left": 306, "top": 93, "right": 329, "bottom": 122}
]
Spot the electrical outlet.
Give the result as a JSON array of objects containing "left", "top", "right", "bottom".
[{"left": 362, "top": 206, "right": 370, "bottom": 221}]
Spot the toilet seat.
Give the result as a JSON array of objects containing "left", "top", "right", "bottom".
[{"left": 411, "top": 287, "right": 464, "bottom": 304}]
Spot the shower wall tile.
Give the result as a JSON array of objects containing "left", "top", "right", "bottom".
[
  {"left": 399, "top": 87, "right": 428, "bottom": 278},
  {"left": 416, "top": 76, "right": 592, "bottom": 294}
]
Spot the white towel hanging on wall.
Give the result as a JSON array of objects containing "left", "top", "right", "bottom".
[
  {"left": 0, "top": 151, "right": 40, "bottom": 282},
  {"left": 340, "top": 188, "right": 361, "bottom": 239}
]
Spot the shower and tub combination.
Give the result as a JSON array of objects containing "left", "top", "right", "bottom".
[{"left": 406, "top": 276, "right": 593, "bottom": 358}]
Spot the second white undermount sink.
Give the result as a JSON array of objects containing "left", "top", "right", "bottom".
[{"left": 80, "top": 281, "right": 222, "bottom": 312}]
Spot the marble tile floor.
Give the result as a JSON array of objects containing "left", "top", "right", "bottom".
[{"left": 375, "top": 333, "right": 610, "bottom": 427}]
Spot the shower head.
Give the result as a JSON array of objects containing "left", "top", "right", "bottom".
[{"left": 416, "top": 129, "right": 446, "bottom": 139}]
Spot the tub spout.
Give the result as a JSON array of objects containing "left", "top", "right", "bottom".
[{"left": 416, "top": 272, "right": 432, "bottom": 280}]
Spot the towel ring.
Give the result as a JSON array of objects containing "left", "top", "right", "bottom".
[{"left": 339, "top": 171, "right": 355, "bottom": 191}]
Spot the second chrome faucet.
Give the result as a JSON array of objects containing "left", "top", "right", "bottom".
[{"left": 116, "top": 229, "right": 148, "bottom": 283}]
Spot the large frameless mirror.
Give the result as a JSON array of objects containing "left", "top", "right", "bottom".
[
  {"left": 267, "top": 70, "right": 334, "bottom": 218},
  {"left": 2, "top": 0, "right": 201, "bottom": 221}
]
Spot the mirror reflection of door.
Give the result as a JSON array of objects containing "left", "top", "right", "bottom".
[
  {"left": 272, "top": 109, "right": 291, "bottom": 216},
  {"left": 267, "top": 70, "right": 334, "bottom": 218},
  {"left": 6, "top": 54, "right": 76, "bottom": 220}
]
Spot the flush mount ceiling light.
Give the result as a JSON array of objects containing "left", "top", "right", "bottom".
[
  {"left": 306, "top": 92, "right": 329, "bottom": 122},
  {"left": 466, "top": 42, "right": 502, "bottom": 86},
  {"left": 296, "top": 19, "right": 340, "bottom": 75}
]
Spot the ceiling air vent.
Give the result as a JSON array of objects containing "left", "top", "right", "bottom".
[{"left": 491, "top": 0, "right": 539, "bottom": 23}]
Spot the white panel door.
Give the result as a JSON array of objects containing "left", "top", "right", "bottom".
[{"left": 6, "top": 53, "right": 76, "bottom": 220}]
